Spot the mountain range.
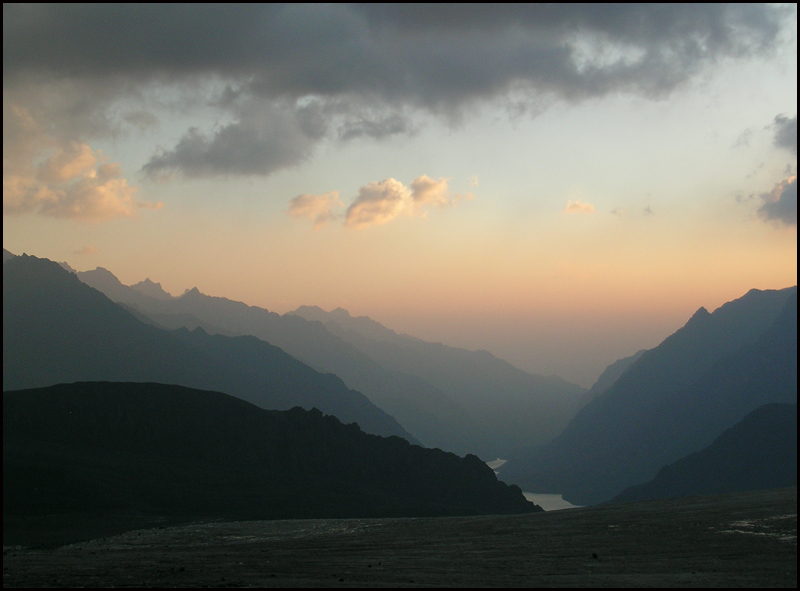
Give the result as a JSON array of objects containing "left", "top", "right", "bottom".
[
  {"left": 499, "top": 285, "right": 797, "bottom": 505},
  {"left": 5, "top": 247, "right": 796, "bottom": 514},
  {"left": 71, "top": 261, "right": 586, "bottom": 458}
]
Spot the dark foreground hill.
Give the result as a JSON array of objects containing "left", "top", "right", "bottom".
[
  {"left": 613, "top": 403, "right": 797, "bottom": 503},
  {"left": 2, "top": 254, "right": 412, "bottom": 441},
  {"left": 3, "top": 382, "right": 537, "bottom": 547},
  {"left": 501, "top": 286, "right": 797, "bottom": 505},
  {"left": 4, "top": 487, "right": 795, "bottom": 587}
]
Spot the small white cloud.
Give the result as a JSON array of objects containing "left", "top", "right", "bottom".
[
  {"left": 411, "top": 175, "right": 451, "bottom": 207},
  {"left": 286, "top": 191, "right": 343, "bottom": 228},
  {"left": 564, "top": 199, "right": 596, "bottom": 214},
  {"left": 74, "top": 245, "right": 99, "bottom": 255},
  {"left": 345, "top": 178, "right": 411, "bottom": 228},
  {"left": 344, "top": 175, "right": 473, "bottom": 228}
]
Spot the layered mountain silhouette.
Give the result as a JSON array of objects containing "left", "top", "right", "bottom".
[
  {"left": 3, "top": 254, "right": 412, "bottom": 441},
  {"left": 612, "top": 403, "right": 797, "bottom": 503},
  {"left": 74, "top": 268, "right": 483, "bottom": 455},
  {"left": 500, "top": 286, "right": 797, "bottom": 505},
  {"left": 72, "top": 264, "right": 585, "bottom": 457},
  {"left": 4, "top": 382, "right": 538, "bottom": 546},
  {"left": 290, "top": 306, "right": 587, "bottom": 456}
]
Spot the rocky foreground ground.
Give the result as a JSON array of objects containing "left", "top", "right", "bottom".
[{"left": 3, "top": 487, "right": 796, "bottom": 588}]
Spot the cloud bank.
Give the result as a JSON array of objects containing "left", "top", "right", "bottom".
[{"left": 3, "top": 4, "right": 790, "bottom": 184}]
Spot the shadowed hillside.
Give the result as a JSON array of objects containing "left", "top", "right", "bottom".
[
  {"left": 3, "top": 382, "right": 538, "bottom": 547},
  {"left": 613, "top": 403, "right": 797, "bottom": 503}
]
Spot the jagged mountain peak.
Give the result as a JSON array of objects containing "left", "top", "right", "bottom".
[
  {"left": 131, "top": 278, "right": 173, "bottom": 300},
  {"left": 685, "top": 306, "right": 711, "bottom": 326}
]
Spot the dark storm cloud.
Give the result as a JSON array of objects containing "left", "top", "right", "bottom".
[
  {"left": 142, "top": 102, "right": 316, "bottom": 177},
  {"left": 759, "top": 176, "right": 797, "bottom": 226},
  {"left": 2, "top": 4, "right": 790, "bottom": 178},
  {"left": 772, "top": 115, "right": 797, "bottom": 155},
  {"left": 751, "top": 113, "right": 797, "bottom": 227}
]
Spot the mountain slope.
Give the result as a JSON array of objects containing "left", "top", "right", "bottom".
[
  {"left": 579, "top": 349, "right": 646, "bottom": 407},
  {"left": 500, "top": 286, "right": 797, "bottom": 505},
  {"left": 612, "top": 403, "right": 797, "bottom": 503},
  {"left": 4, "top": 382, "right": 538, "bottom": 546},
  {"left": 3, "top": 255, "right": 411, "bottom": 440}
]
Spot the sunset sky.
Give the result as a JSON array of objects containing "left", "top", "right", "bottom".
[{"left": 3, "top": 4, "right": 797, "bottom": 386}]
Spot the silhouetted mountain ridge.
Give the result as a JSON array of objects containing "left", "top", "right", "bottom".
[{"left": 4, "top": 382, "right": 538, "bottom": 546}]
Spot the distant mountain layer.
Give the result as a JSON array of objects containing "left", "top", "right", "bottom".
[
  {"left": 612, "top": 403, "right": 797, "bottom": 503},
  {"left": 2, "top": 255, "right": 412, "bottom": 441},
  {"left": 500, "top": 286, "right": 797, "bottom": 505},
  {"left": 3, "top": 382, "right": 538, "bottom": 546},
  {"left": 288, "top": 306, "right": 587, "bottom": 456}
]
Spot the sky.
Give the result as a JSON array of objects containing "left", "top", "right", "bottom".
[{"left": 3, "top": 4, "right": 797, "bottom": 387}]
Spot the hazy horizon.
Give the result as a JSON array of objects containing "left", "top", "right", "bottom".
[{"left": 3, "top": 4, "right": 797, "bottom": 387}]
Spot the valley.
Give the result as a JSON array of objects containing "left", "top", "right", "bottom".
[{"left": 4, "top": 487, "right": 796, "bottom": 588}]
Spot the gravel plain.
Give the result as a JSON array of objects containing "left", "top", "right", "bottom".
[{"left": 3, "top": 487, "right": 796, "bottom": 588}]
